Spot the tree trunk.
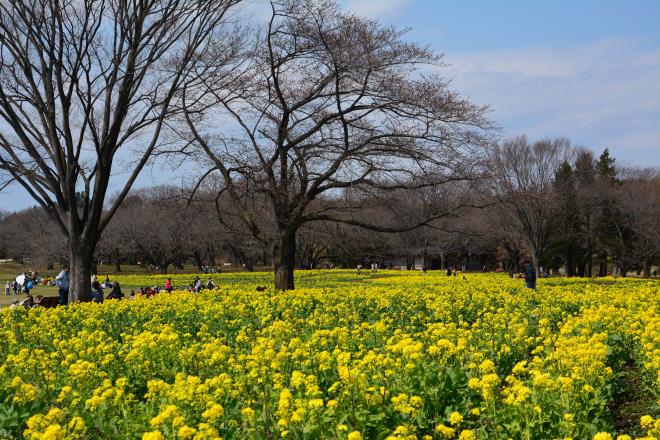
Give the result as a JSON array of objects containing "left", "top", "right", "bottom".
[
  {"left": 114, "top": 248, "right": 121, "bottom": 272},
  {"left": 69, "top": 248, "right": 92, "bottom": 303},
  {"left": 159, "top": 264, "right": 169, "bottom": 274},
  {"left": 532, "top": 249, "right": 541, "bottom": 276},
  {"left": 585, "top": 247, "right": 593, "bottom": 277},
  {"left": 274, "top": 229, "right": 296, "bottom": 290},
  {"left": 207, "top": 242, "right": 216, "bottom": 266},
  {"left": 193, "top": 251, "right": 204, "bottom": 272},
  {"left": 643, "top": 259, "right": 651, "bottom": 278},
  {"left": 244, "top": 258, "right": 254, "bottom": 272}
]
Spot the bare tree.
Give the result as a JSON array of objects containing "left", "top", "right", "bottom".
[
  {"left": 0, "top": 0, "right": 242, "bottom": 300},
  {"left": 490, "top": 136, "right": 573, "bottom": 273},
  {"left": 184, "top": 0, "right": 493, "bottom": 289},
  {"left": 616, "top": 168, "right": 660, "bottom": 277},
  {"left": 114, "top": 188, "right": 194, "bottom": 274}
]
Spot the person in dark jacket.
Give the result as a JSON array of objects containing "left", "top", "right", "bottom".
[
  {"left": 91, "top": 281, "right": 104, "bottom": 303},
  {"left": 106, "top": 282, "right": 124, "bottom": 300},
  {"left": 523, "top": 261, "right": 536, "bottom": 290}
]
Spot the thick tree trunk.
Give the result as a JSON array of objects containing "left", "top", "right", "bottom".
[
  {"left": 159, "top": 264, "right": 169, "bottom": 274},
  {"left": 643, "top": 259, "right": 651, "bottom": 278},
  {"left": 207, "top": 243, "right": 216, "bottom": 266},
  {"left": 565, "top": 252, "right": 575, "bottom": 277},
  {"left": 69, "top": 248, "right": 92, "bottom": 303},
  {"left": 193, "top": 251, "right": 204, "bottom": 272},
  {"left": 274, "top": 229, "right": 296, "bottom": 290}
]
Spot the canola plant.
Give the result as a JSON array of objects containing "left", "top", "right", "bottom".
[{"left": 0, "top": 271, "right": 658, "bottom": 439}]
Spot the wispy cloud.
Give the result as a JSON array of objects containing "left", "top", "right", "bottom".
[
  {"left": 340, "top": 0, "right": 414, "bottom": 19},
  {"left": 444, "top": 38, "right": 660, "bottom": 165}
]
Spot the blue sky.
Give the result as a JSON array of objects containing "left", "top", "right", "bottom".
[
  {"left": 1, "top": 0, "right": 658, "bottom": 211},
  {"left": 342, "top": 0, "right": 660, "bottom": 167}
]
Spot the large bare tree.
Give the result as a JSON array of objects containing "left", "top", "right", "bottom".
[
  {"left": 489, "top": 136, "right": 573, "bottom": 274},
  {"left": 0, "top": 0, "right": 241, "bottom": 300},
  {"left": 184, "top": 0, "right": 493, "bottom": 289}
]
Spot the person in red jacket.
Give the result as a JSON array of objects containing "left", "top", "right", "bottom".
[{"left": 164, "top": 278, "right": 173, "bottom": 293}]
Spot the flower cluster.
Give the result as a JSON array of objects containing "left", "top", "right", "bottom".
[{"left": 0, "top": 271, "right": 657, "bottom": 439}]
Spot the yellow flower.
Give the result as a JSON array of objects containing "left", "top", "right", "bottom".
[
  {"left": 435, "top": 424, "right": 456, "bottom": 438},
  {"left": 449, "top": 412, "right": 463, "bottom": 426},
  {"left": 177, "top": 426, "right": 197, "bottom": 439},
  {"left": 640, "top": 415, "right": 654, "bottom": 429},
  {"left": 458, "top": 430, "right": 475, "bottom": 440},
  {"left": 202, "top": 403, "right": 224, "bottom": 422},
  {"left": 241, "top": 407, "right": 256, "bottom": 420},
  {"left": 67, "top": 417, "right": 87, "bottom": 437},
  {"left": 348, "top": 432, "right": 362, "bottom": 440},
  {"left": 593, "top": 433, "right": 613, "bottom": 440},
  {"left": 142, "top": 432, "right": 165, "bottom": 440}
]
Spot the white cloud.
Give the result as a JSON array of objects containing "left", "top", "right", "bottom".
[
  {"left": 340, "top": 0, "right": 414, "bottom": 19},
  {"left": 443, "top": 38, "right": 660, "bottom": 165}
]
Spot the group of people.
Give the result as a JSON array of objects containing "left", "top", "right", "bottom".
[
  {"left": 4, "top": 280, "right": 20, "bottom": 296},
  {"left": 13, "top": 293, "right": 51, "bottom": 308},
  {"left": 201, "top": 266, "right": 222, "bottom": 274},
  {"left": 4, "top": 271, "right": 40, "bottom": 296},
  {"left": 46, "top": 270, "right": 219, "bottom": 307},
  {"left": 188, "top": 276, "right": 215, "bottom": 292},
  {"left": 51, "top": 267, "right": 125, "bottom": 305},
  {"left": 356, "top": 263, "right": 379, "bottom": 274}
]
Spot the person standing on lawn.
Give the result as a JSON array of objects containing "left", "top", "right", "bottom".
[
  {"left": 55, "top": 265, "right": 70, "bottom": 305},
  {"left": 523, "top": 261, "right": 537, "bottom": 290}
]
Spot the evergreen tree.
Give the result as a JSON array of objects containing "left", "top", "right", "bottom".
[
  {"left": 594, "top": 149, "right": 633, "bottom": 276},
  {"left": 551, "top": 161, "right": 582, "bottom": 276},
  {"left": 574, "top": 150, "right": 597, "bottom": 276},
  {"left": 596, "top": 149, "right": 619, "bottom": 185}
]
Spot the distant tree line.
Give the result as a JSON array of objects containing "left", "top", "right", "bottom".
[{"left": 1, "top": 143, "right": 657, "bottom": 277}]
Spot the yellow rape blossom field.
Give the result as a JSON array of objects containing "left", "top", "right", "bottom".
[{"left": 0, "top": 271, "right": 659, "bottom": 439}]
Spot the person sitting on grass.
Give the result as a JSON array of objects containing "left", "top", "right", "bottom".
[
  {"left": 194, "top": 277, "right": 203, "bottom": 293},
  {"left": 91, "top": 281, "right": 104, "bottom": 303},
  {"left": 106, "top": 282, "right": 124, "bottom": 300},
  {"left": 18, "top": 293, "right": 34, "bottom": 308}
]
